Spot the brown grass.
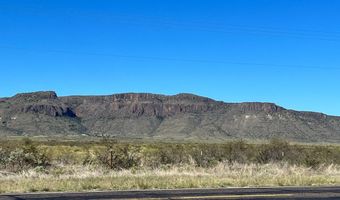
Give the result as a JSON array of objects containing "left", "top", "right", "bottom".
[{"left": 1, "top": 162, "right": 340, "bottom": 193}]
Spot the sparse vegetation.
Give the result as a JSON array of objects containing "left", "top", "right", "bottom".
[{"left": 1, "top": 138, "right": 340, "bottom": 193}]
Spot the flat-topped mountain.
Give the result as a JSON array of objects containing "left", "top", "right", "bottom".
[{"left": 1, "top": 91, "right": 340, "bottom": 142}]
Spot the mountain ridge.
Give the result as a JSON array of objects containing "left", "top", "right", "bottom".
[{"left": 0, "top": 91, "right": 339, "bottom": 142}]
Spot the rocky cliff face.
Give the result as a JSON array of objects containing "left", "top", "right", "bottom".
[
  {"left": 1, "top": 91, "right": 339, "bottom": 142},
  {"left": 60, "top": 93, "right": 220, "bottom": 118},
  {"left": 6, "top": 91, "right": 76, "bottom": 117},
  {"left": 12, "top": 91, "right": 58, "bottom": 101}
]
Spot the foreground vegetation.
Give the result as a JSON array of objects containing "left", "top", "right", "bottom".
[
  {"left": 1, "top": 138, "right": 340, "bottom": 193},
  {"left": 1, "top": 163, "right": 340, "bottom": 193}
]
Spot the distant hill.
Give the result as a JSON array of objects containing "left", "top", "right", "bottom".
[{"left": 1, "top": 91, "right": 340, "bottom": 142}]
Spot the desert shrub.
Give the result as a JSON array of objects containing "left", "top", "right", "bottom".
[
  {"left": 7, "top": 149, "right": 26, "bottom": 171},
  {"left": 247, "top": 139, "right": 340, "bottom": 167},
  {"left": 223, "top": 140, "right": 251, "bottom": 163},
  {"left": 140, "top": 144, "right": 193, "bottom": 168},
  {"left": 157, "top": 144, "right": 189, "bottom": 165},
  {"left": 139, "top": 146, "right": 162, "bottom": 168},
  {"left": 186, "top": 144, "right": 221, "bottom": 168},
  {"left": 185, "top": 141, "right": 257, "bottom": 167},
  {"left": 7, "top": 149, "right": 39, "bottom": 172},
  {"left": 22, "top": 138, "right": 49, "bottom": 167},
  {"left": 0, "top": 148, "right": 9, "bottom": 168},
  {"left": 256, "top": 139, "right": 292, "bottom": 163},
  {"left": 110, "top": 145, "right": 140, "bottom": 170},
  {"left": 190, "top": 151, "right": 219, "bottom": 167},
  {"left": 45, "top": 145, "right": 89, "bottom": 165},
  {"left": 3, "top": 138, "right": 50, "bottom": 172},
  {"left": 3, "top": 137, "right": 340, "bottom": 172},
  {"left": 301, "top": 146, "right": 339, "bottom": 168},
  {"left": 96, "top": 143, "right": 141, "bottom": 170}
]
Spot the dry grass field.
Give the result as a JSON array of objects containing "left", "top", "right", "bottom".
[
  {"left": 1, "top": 163, "right": 340, "bottom": 193},
  {"left": 1, "top": 138, "right": 340, "bottom": 193}
]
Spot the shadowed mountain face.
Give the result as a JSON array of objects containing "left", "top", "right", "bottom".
[{"left": 1, "top": 91, "right": 340, "bottom": 142}]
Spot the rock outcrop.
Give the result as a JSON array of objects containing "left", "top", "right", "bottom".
[{"left": 0, "top": 91, "right": 340, "bottom": 142}]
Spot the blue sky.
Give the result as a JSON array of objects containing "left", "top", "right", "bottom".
[{"left": 1, "top": 0, "right": 340, "bottom": 115}]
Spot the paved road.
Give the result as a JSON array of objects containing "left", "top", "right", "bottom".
[{"left": 1, "top": 187, "right": 340, "bottom": 200}]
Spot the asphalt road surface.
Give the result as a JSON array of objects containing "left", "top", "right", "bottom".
[{"left": 1, "top": 187, "right": 340, "bottom": 200}]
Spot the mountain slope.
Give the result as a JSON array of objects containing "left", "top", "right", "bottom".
[{"left": 1, "top": 91, "right": 340, "bottom": 142}]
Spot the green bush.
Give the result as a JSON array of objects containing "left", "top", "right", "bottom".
[
  {"left": 1, "top": 138, "right": 50, "bottom": 172},
  {"left": 96, "top": 143, "right": 140, "bottom": 170},
  {"left": 224, "top": 140, "right": 251, "bottom": 163},
  {"left": 0, "top": 148, "right": 9, "bottom": 168},
  {"left": 2, "top": 138, "right": 340, "bottom": 172},
  {"left": 256, "top": 139, "right": 292, "bottom": 163}
]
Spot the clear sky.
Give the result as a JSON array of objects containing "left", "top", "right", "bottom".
[{"left": 1, "top": 0, "right": 340, "bottom": 115}]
